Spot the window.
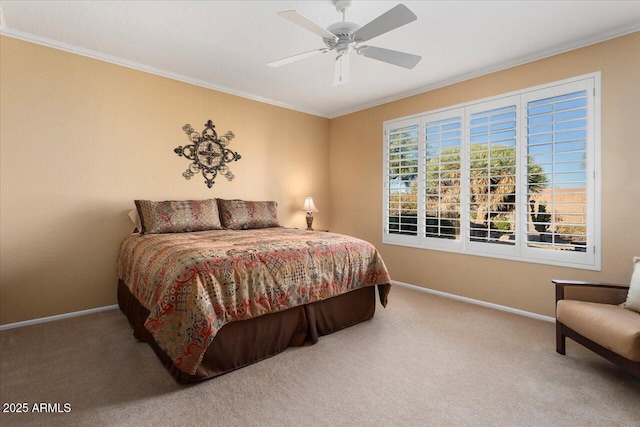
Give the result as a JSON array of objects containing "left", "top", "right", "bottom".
[{"left": 383, "top": 73, "right": 600, "bottom": 270}]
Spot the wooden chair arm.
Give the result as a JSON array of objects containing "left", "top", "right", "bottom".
[{"left": 552, "top": 280, "right": 629, "bottom": 304}]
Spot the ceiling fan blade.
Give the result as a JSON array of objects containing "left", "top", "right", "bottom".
[
  {"left": 333, "top": 54, "right": 350, "bottom": 86},
  {"left": 353, "top": 4, "right": 417, "bottom": 43},
  {"left": 359, "top": 46, "right": 421, "bottom": 69},
  {"left": 277, "top": 10, "right": 337, "bottom": 40},
  {"left": 268, "top": 48, "right": 329, "bottom": 67}
]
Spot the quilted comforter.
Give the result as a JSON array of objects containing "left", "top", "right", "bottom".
[{"left": 117, "top": 227, "right": 391, "bottom": 375}]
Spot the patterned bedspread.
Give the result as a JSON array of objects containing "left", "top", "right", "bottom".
[{"left": 117, "top": 227, "right": 391, "bottom": 375}]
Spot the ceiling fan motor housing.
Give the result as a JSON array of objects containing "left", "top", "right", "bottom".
[{"left": 324, "top": 21, "right": 360, "bottom": 54}]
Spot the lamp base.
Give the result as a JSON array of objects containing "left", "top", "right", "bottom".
[{"left": 306, "top": 213, "right": 314, "bottom": 230}]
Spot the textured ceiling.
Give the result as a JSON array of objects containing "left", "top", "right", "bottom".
[{"left": 1, "top": 1, "right": 639, "bottom": 118}]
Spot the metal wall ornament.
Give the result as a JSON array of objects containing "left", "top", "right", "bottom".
[{"left": 174, "top": 120, "right": 241, "bottom": 188}]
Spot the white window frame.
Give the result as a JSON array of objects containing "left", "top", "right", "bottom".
[{"left": 382, "top": 73, "right": 601, "bottom": 271}]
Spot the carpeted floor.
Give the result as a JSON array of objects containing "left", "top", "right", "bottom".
[{"left": 1, "top": 285, "right": 638, "bottom": 426}]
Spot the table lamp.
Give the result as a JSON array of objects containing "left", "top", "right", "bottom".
[{"left": 302, "top": 197, "right": 318, "bottom": 230}]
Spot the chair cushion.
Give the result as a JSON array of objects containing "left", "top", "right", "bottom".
[{"left": 557, "top": 300, "right": 640, "bottom": 362}]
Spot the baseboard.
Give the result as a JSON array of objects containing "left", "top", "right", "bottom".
[
  {"left": 0, "top": 304, "right": 119, "bottom": 331},
  {"left": 392, "top": 280, "right": 555, "bottom": 323},
  {"left": 1, "top": 283, "right": 553, "bottom": 331}
]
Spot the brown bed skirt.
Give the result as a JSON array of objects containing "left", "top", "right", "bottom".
[{"left": 118, "top": 280, "right": 385, "bottom": 383}]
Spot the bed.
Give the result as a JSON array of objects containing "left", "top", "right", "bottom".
[{"left": 117, "top": 221, "right": 391, "bottom": 383}]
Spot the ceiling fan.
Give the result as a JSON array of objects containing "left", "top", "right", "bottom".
[{"left": 268, "top": 0, "right": 422, "bottom": 86}]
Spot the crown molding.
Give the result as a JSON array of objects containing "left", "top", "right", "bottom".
[
  {"left": 0, "top": 5, "right": 6, "bottom": 31},
  {"left": 0, "top": 25, "right": 332, "bottom": 119},
  {"left": 1, "top": 9, "right": 637, "bottom": 120},
  {"left": 328, "top": 22, "right": 640, "bottom": 118}
]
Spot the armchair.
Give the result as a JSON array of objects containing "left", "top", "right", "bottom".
[{"left": 553, "top": 280, "right": 640, "bottom": 377}]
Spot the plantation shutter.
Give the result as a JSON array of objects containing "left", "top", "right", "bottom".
[
  {"left": 466, "top": 98, "right": 518, "bottom": 252},
  {"left": 423, "top": 111, "right": 463, "bottom": 243},
  {"left": 520, "top": 79, "right": 596, "bottom": 266},
  {"left": 384, "top": 118, "right": 420, "bottom": 244}
]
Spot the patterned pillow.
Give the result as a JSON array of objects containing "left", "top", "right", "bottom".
[
  {"left": 217, "top": 199, "right": 280, "bottom": 230},
  {"left": 128, "top": 209, "right": 142, "bottom": 233},
  {"left": 135, "top": 199, "right": 222, "bottom": 235}
]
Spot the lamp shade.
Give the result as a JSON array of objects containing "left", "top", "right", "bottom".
[{"left": 302, "top": 197, "right": 318, "bottom": 212}]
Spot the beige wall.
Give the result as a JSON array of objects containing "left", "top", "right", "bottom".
[
  {"left": 2, "top": 33, "right": 639, "bottom": 326},
  {"left": 330, "top": 32, "right": 640, "bottom": 317},
  {"left": 0, "top": 36, "right": 330, "bottom": 325}
]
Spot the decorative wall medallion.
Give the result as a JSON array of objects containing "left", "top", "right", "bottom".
[{"left": 174, "top": 120, "right": 241, "bottom": 188}]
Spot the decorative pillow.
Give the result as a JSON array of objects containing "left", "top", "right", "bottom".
[
  {"left": 621, "top": 257, "right": 640, "bottom": 313},
  {"left": 217, "top": 199, "right": 279, "bottom": 230},
  {"left": 128, "top": 209, "right": 142, "bottom": 233},
  {"left": 135, "top": 199, "right": 222, "bottom": 235}
]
